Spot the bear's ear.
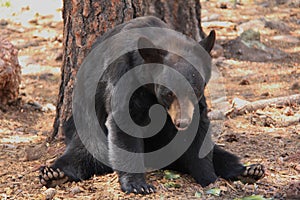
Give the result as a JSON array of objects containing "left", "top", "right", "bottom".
[
  {"left": 138, "top": 37, "right": 165, "bottom": 62},
  {"left": 199, "top": 30, "right": 216, "bottom": 54}
]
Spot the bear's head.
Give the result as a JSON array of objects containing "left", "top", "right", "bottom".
[{"left": 138, "top": 31, "right": 215, "bottom": 131}]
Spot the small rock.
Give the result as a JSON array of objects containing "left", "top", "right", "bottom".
[
  {"left": 213, "top": 57, "right": 230, "bottom": 68},
  {"left": 222, "top": 35, "right": 288, "bottom": 62},
  {"left": 291, "top": 82, "right": 300, "bottom": 90},
  {"left": 208, "top": 110, "right": 225, "bottom": 121},
  {"left": 239, "top": 79, "right": 250, "bottom": 85},
  {"left": 261, "top": 92, "right": 270, "bottom": 97},
  {"left": 243, "top": 93, "right": 254, "bottom": 98},
  {"left": 202, "top": 21, "right": 236, "bottom": 29},
  {"left": 43, "top": 188, "right": 56, "bottom": 200},
  {"left": 55, "top": 52, "right": 63, "bottom": 61},
  {"left": 39, "top": 73, "right": 54, "bottom": 80},
  {"left": 260, "top": 1, "right": 272, "bottom": 7},
  {"left": 237, "top": 19, "right": 265, "bottom": 34},
  {"left": 240, "top": 29, "right": 260, "bottom": 42},
  {"left": 220, "top": 2, "right": 228, "bottom": 9},
  {"left": 71, "top": 186, "right": 83, "bottom": 195},
  {"left": 26, "top": 100, "right": 43, "bottom": 111},
  {"left": 265, "top": 20, "right": 290, "bottom": 32},
  {"left": 42, "top": 103, "right": 56, "bottom": 112},
  {"left": 202, "top": 14, "right": 220, "bottom": 22},
  {"left": 15, "top": 127, "right": 25, "bottom": 132},
  {"left": 225, "top": 134, "right": 238, "bottom": 143},
  {"left": 209, "top": 120, "right": 224, "bottom": 137},
  {"left": 0, "top": 19, "right": 8, "bottom": 26},
  {"left": 276, "top": 0, "right": 288, "bottom": 5}
]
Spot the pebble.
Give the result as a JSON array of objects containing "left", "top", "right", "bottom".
[
  {"left": 0, "top": 19, "right": 8, "bottom": 26},
  {"left": 42, "top": 103, "right": 56, "bottom": 112},
  {"left": 202, "top": 21, "right": 236, "bottom": 29},
  {"left": 265, "top": 20, "right": 290, "bottom": 32},
  {"left": 43, "top": 188, "right": 56, "bottom": 200},
  {"left": 202, "top": 14, "right": 220, "bottom": 22},
  {"left": 237, "top": 19, "right": 265, "bottom": 34},
  {"left": 71, "top": 186, "right": 83, "bottom": 195},
  {"left": 55, "top": 52, "right": 63, "bottom": 61},
  {"left": 291, "top": 82, "right": 300, "bottom": 90},
  {"left": 26, "top": 101, "right": 43, "bottom": 111}
]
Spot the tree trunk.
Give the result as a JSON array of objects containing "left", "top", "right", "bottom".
[{"left": 52, "top": 0, "right": 206, "bottom": 139}]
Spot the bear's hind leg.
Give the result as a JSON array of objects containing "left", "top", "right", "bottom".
[
  {"left": 39, "top": 147, "right": 91, "bottom": 187},
  {"left": 178, "top": 149, "right": 218, "bottom": 187},
  {"left": 213, "top": 145, "right": 264, "bottom": 183},
  {"left": 39, "top": 136, "right": 112, "bottom": 188},
  {"left": 188, "top": 156, "right": 218, "bottom": 187}
]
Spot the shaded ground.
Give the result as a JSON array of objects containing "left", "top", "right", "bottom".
[{"left": 0, "top": 0, "right": 299, "bottom": 199}]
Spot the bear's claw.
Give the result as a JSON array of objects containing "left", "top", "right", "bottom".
[
  {"left": 39, "top": 166, "right": 68, "bottom": 188},
  {"left": 121, "top": 182, "right": 156, "bottom": 194},
  {"left": 238, "top": 164, "right": 265, "bottom": 184}
]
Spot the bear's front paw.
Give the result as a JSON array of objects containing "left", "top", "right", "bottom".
[
  {"left": 238, "top": 164, "right": 265, "bottom": 184},
  {"left": 39, "top": 166, "right": 68, "bottom": 188},
  {"left": 120, "top": 181, "right": 156, "bottom": 194}
]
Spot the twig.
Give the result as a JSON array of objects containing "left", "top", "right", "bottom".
[
  {"left": 225, "top": 180, "right": 237, "bottom": 192},
  {"left": 228, "top": 94, "right": 300, "bottom": 117},
  {"left": 0, "top": 172, "right": 8, "bottom": 177}
]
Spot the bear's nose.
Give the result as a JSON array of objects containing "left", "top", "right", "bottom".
[{"left": 175, "top": 119, "right": 190, "bottom": 131}]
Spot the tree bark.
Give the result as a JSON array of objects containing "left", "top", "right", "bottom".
[{"left": 52, "top": 0, "right": 206, "bottom": 139}]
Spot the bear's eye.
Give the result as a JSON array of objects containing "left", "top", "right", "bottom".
[{"left": 167, "top": 92, "right": 174, "bottom": 98}]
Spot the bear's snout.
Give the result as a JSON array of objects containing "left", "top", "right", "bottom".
[
  {"left": 167, "top": 97, "right": 194, "bottom": 131},
  {"left": 175, "top": 118, "right": 191, "bottom": 131}
]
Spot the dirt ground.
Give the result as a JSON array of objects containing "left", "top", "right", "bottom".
[{"left": 0, "top": 0, "right": 299, "bottom": 199}]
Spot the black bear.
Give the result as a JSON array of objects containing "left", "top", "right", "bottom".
[{"left": 39, "top": 16, "right": 264, "bottom": 194}]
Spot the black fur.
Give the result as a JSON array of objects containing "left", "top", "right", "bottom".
[{"left": 40, "top": 16, "right": 264, "bottom": 194}]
